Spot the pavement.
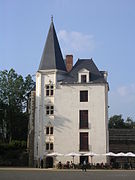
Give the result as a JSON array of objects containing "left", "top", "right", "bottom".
[{"left": 0, "top": 167, "right": 135, "bottom": 180}]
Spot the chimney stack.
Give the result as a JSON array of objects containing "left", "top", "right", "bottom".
[{"left": 65, "top": 55, "right": 73, "bottom": 72}]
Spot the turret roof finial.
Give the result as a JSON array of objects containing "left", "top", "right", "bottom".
[{"left": 51, "top": 15, "right": 53, "bottom": 23}]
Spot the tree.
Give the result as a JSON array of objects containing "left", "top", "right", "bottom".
[
  {"left": 0, "top": 101, "right": 7, "bottom": 141},
  {"left": 0, "top": 69, "right": 35, "bottom": 142},
  {"left": 109, "top": 115, "right": 134, "bottom": 129},
  {"left": 125, "top": 117, "right": 134, "bottom": 128},
  {"left": 109, "top": 115, "right": 126, "bottom": 129}
]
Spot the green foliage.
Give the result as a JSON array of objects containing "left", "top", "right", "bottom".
[
  {"left": 0, "top": 140, "right": 27, "bottom": 150},
  {"left": 0, "top": 68, "right": 35, "bottom": 142},
  {"left": 109, "top": 115, "right": 134, "bottom": 129},
  {"left": 0, "top": 141, "right": 28, "bottom": 166},
  {"left": 0, "top": 69, "right": 35, "bottom": 111},
  {"left": 125, "top": 117, "right": 134, "bottom": 128}
]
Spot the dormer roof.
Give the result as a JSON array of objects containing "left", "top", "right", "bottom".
[{"left": 62, "top": 59, "right": 107, "bottom": 84}]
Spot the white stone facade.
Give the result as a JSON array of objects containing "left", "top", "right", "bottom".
[
  {"left": 32, "top": 20, "right": 109, "bottom": 167},
  {"left": 34, "top": 70, "right": 109, "bottom": 166}
]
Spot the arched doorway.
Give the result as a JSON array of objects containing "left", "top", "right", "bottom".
[{"left": 46, "top": 157, "right": 53, "bottom": 168}]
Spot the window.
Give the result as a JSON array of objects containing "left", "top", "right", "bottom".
[
  {"left": 50, "top": 127, "right": 53, "bottom": 134},
  {"left": 78, "top": 69, "right": 89, "bottom": 83},
  {"left": 79, "top": 110, "right": 88, "bottom": 129},
  {"left": 50, "top": 143, "right": 53, "bottom": 150},
  {"left": 80, "top": 91, "right": 88, "bottom": 102},
  {"left": 46, "top": 143, "right": 49, "bottom": 150},
  {"left": 46, "top": 85, "right": 54, "bottom": 96},
  {"left": 46, "top": 106, "right": 54, "bottom": 115},
  {"left": 46, "top": 143, "right": 53, "bottom": 151},
  {"left": 80, "top": 132, "right": 89, "bottom": 151},
  {"left": 46, "top": 127, "right": 53, "bottom": 135},
  {"left": 46, "top": 127, "right": 49, "bottom": 134},
  {"left": 81, "top": 75, "right": 86, "bottom": 83}
]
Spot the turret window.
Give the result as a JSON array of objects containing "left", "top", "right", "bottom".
[
  {"left": 46, "top": 143, "right": 49, "bottom": 150},
  {"left": 46, "top": 143, "right": 54, "bottom": 151},
  {"left": 46, "top": 127, "right": 53, "bottom": 135},
  {"left": 46, "top": 105, "right": 54, "bottom": 115},
  {"left": 50, "top": 143, "right": 53, "bottom": 150},
  {"left": 46, "top": 85, "right": 54, "bottom": 96}
]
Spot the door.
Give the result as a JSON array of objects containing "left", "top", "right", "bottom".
[
  {"left": 46, "top": 156, "right": 53, "bottom": 168},
  {"left": 80, "top": 156, "right": 88, "bottom": 165}
]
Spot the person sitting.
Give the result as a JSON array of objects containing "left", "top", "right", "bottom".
[
  {"left": 58, "top": 161, "right": 62, "bottom": 169},
  {"left": 66, "top": 161, "right": 70, "bottom": 169},
  {"left": 70, "top": 161, "right": 75, "bottom": 169}
]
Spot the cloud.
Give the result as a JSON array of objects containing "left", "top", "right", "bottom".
[
  {"left": 117, "top": 86, "right": 128, "bottom": 96},
  {"left": 58, "top": 30, "right": 95, "bottom": 55},
  {"left": 117, "top": 84, "right": 135, "bottom": 97}
]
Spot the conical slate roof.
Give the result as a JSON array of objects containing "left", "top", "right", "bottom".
[{"left": 38, "top": 20, "right": 66, "bottom": 71}]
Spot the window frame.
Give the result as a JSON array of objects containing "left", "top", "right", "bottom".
[
  {"left": 79, "top": 110, "right": 88, "bottom": 129},
  {"left": 80, "top": 132, "right": 89, "bottom": 151},
  {"left": 50, "top": 143, "right": 53, "bottom": 150},
  {"left": 50, "top": 127, "right": 53, "bottom": 134},
  {"left": 81, "top": 75, "right": 87, "bottom": 83},
  {"left": 45, "top": 84, "right": 54, "bottom": 96},
  {"left": 46, "top": 127, "right": 49, "bottom": 134},
  {"left": 80, "top": 90, "right": 88, "bottom": 102},
  {"left": 46, "top": 142, "right": 54, "bottom": 151},
  {"left": 46, "top": 126, "right": 54, "bottom": 135},
  {"left": 78, "top": 68, "right": 90, "bottom": 83},
  {"left": 46, "top": 143, "right": 49, "bottom": 150},
  {"left": 46, "top": 105, "right": 54, "bottom": 115}
]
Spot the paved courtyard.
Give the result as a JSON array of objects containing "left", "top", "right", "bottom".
[{"left": 0, "top": 168, "right": 135, "bottom": 180}]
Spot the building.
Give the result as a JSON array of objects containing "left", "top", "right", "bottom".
[
  {"left": 109, "top": 129, "right": 135, "bottom": 153},
  {"left": 28, "top": 18, "right": 109, "bottom": 168},
  {"left": 109, "top": 129, "right": 135, "bottom": 167}
]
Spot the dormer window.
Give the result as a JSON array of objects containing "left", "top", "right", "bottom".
[
  {"left": 81, "top": 75, "right": 87, "bottom": 83},
  {"left": 78, "top": 68, "right": 89, "bottom": 83}
]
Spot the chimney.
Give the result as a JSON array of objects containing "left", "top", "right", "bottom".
[
  {"left": 100, "top": 71, "right": 108, "bottom": 81},
  {"left": 65, "top": 55, "right": 73, "bottom": 72}
]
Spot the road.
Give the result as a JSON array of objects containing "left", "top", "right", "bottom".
[{"left": 0, "top": 168, "right": 135, "bottom": 180}]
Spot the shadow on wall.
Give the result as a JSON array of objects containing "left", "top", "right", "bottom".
[
  {"left": 54, "top": 108, "right": 72, "bottom": 133},
  {"left": 36, "top": 89, "right": 74, "bottom": 133},
  {"left": 44, "top": 105, "right": 72, "bottom": 132}
]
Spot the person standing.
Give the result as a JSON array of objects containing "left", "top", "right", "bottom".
[
  {"left": 82, "top": 160, "right": 87, "bottom": 172},
  {"left": 41, "top": 159, "right": 43, "bottom": 168}
]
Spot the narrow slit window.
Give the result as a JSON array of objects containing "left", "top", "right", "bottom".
[
  {"left": 46, "top": 127, "right": 49, "bottom": 134},
  {"left": 50, "top": 143, "right": 53, "bottom": 150},
  {"left": 46, "top": 143, "right": 49, "bottom": 150}
]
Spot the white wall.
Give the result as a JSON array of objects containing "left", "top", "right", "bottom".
[
  {"left": 34, "top": 70, "right": 66, "bottom": 162},
  {"left": 54, "top": 84, "right": 108, "bottom": 164},
  {"left": 34, "top": 70, "right": 108, "bottom": 164}
]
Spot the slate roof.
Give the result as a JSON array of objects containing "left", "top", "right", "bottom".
[
  {"left": 38, "top": 21, "right": 66, "bottom": 71},
  {"left": 61, "top": 59, "right": 107, "bottom": 84}
]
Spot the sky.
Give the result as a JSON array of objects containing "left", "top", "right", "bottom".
[{"left": 0, "top": 0, "right": 135, "bottom": 120}]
